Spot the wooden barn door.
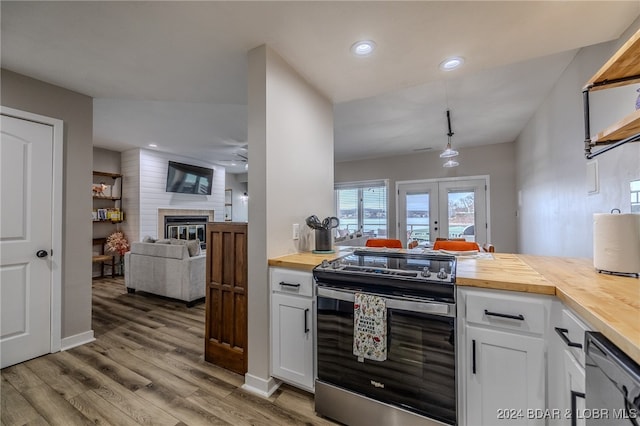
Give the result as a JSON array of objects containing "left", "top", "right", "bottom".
[{"left": 205, "top": 222, "right": 247, "bottom": 375}]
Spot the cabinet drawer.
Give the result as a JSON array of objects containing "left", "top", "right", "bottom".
[
  {"left": 270, "top": 268, "right": 313, "bottom": 297},
  {"left": 555, "top": 308, "right": 591, "bottom": 366},
  {"left": 465, "top": 290, "right": 547, "bottom": 335}
]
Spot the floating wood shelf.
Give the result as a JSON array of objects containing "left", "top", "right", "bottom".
[
  {"left": 583, "top": 28, "right": 640, "bottom": 158},
  {"left": 592, "top": 109, "right": 640, "bottom": 144},
  {"left": 93, "top": 171, "right": 122, "bottom": 178},
  {"left": 586, "top": 28, "right": 640, "bottom": 91}
]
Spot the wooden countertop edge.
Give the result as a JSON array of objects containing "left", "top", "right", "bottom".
[
  {"left": 268, "top": 258, "right": 317, "bottom": 272},
  {"left": 455, "top": 278, "right": 557, "bottom": 296}
]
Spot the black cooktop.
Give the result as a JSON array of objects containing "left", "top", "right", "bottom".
[{"left": 313, "top": 250, "right": 457, "bottom": 302}]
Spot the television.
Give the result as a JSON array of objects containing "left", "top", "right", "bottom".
[{"left": 165, "top": 161, "right": 213, "bottom": 195}]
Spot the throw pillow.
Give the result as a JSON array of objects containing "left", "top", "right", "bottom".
[
  {"left": 186, "top": 239, "right": 201, "bottom": 257},
  {"left": 155, "top": 238, "right": 171, "bottom": 244},
  {"left": 142, "top": 235, "right": 156, "bottom": 243}
]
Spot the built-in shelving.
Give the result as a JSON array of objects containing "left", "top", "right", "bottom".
[
  {"left": 583, "top": 28, "right": 640, "bottom": 158},
  {"left": 92, "top": 171, "right": 124, "bottom": 223}
]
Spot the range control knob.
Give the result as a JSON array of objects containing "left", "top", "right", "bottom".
[
  {"left": 332, "top": 261, "right": 341, "bottom": 269},
  {"left": 437, "top": 268, "right": 448, "bottom": 280},
  {"left": 421, "top": 267, "right": 431, "bottom": 278},
  {"left": 321, "top": 259, "right": 330, "bottom": 268}
]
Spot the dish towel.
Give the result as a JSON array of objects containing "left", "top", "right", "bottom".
[{"left": 353, "top": 292, "right": 387, "bottom": 362}]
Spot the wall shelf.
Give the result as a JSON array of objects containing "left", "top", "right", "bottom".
[{"left": 583, "top": 28, "right": 640, "bottom": 159}]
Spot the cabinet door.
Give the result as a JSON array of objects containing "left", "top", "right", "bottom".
[
  {"left": 271, "top": 292, "right": 314, "bottom": 391},
  {"left": 466, "top": 326, "right": 545, "bottom": 426},
  {"left": 562, "top": 349, "right": 586, "bottom": 426}
]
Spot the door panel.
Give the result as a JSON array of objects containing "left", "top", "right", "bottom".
[
  {"left": 438, "top": 179, "right": 487, "bottom": 244},
  {"left": 205, "top": 222, "right": 247, "bottom": 375},
  {"left": 398, "top": 182, "right": 438, "bottom": 246},
  {"left": 1, "top": 115, "right": 53, "bottom": 368}
]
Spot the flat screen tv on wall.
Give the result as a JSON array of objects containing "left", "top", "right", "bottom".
[{"left": 166, "top": 161, "right": 214, "bottom": 195}]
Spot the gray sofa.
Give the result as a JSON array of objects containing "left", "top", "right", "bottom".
[{"left": 124, "top": 241, "right": 206, "bottom": 306}]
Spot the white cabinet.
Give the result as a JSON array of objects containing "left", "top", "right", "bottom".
[
  {"left": 458, "top": 287, "right": 551, "bottom": 426},
  {"left": 548, "top": 302, "right": 592, "bottom": 426},
  {"left": 270, "top": 267, "right": 315, "bottom": 392}
]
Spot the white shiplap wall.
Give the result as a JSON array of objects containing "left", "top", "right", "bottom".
[{"left": 121, "top": 148, "right": 225, "bottom": 243}]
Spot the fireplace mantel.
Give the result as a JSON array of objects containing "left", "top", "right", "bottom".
[{"left": 157, "top": 208, "right": 214, "bottom": 238}]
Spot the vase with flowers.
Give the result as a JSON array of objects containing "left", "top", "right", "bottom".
[{"left": 106, "top": 231, "right": 130, "bottom": 275}]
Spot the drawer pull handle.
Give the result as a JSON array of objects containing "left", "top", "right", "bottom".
[
  {"left": 570, "top": 390, "right": 585, "bottom": 426},
  {"left": 279, "top": 281, "right": 301, "bottom": 288},
  {"left": 472, "top": 339, "right": 477, "bottom": 374},
  {"left": 555, "top": 327, "right": 583, "bottom": 349},
  {"left": 484, "top": 309, "right": 524, "bottom": 321}
]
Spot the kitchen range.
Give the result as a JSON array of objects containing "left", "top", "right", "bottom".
[{"left": 313, "top": 250, "right": 458, "bottom": 426}]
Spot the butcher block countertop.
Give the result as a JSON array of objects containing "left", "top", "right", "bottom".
[{"left": 268, "top": 250, "right": 640, "bottom": 364}]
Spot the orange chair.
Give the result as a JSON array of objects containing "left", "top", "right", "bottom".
[
  {"left": 482, "top": 243, "right": 495, "bottom": 253},
  {"left": 365, "top": 238, "right": 403, "bottom": 248},
  {"left": 432, "top": 240, "right": 480, "bottom": 252}
]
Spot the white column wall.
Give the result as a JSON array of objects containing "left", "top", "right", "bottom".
[{"left": 245, "top": 45, "right": 334, "bottom": 394}]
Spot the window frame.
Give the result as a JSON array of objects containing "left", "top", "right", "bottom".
[{"left": 334, "top": 179, "right": 389, "bottom": 238}]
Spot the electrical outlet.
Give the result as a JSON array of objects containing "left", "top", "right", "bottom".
[{"left": 292, "top": 223, "right": 300, "bottom": 240}]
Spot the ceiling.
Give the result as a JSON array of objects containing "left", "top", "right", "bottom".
[{"left": 2, "top": 1, "right": 639, "bottom": 173}]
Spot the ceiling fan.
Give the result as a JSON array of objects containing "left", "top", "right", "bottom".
[{"left": 213, "top": 139, "right": 248, "bottom": 170}]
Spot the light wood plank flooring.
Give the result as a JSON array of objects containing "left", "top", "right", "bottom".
[{"left": 1, "top": 277, "right": 339, "bottom": 426}]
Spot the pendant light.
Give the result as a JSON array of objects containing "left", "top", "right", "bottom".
[{"left": 440, "top": 109, "right": 459, "bottom": 167}]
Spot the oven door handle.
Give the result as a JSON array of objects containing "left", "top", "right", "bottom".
[{"left": 317, "top": 287, "right": 455, "bottom": 317}]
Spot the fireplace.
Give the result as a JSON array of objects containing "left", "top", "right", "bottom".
[
  {"left": 158, "top": 208, "right": 215, "bottom": 250},
  {"left": 165, "top": 216, "right": 208, "bottom": 249}
]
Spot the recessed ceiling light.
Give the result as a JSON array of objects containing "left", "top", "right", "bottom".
[
  {"left": 351, "top": 40, "right": 376, "bottom": 57},
  {"left": 439, "top": 56, "right": 465, "bottom": 71},
  {"left": 148, "top": 143, "right": 157, "bottom": 148}
]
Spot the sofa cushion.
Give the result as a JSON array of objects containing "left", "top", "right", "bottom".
[
  {"left": 130, "top": 242, "right": 188, "bottom": 260},
  {"left": 142, "top": 235, "right": 157, "bottom": 243},
  {"left": 169, "top": 238, "right": 201, "bottom": 257}
]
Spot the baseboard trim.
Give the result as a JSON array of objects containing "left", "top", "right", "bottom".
[
  {"left": 60, "top": 330, "right": 95, "bottom": 351},
  {"left": 242, "top": 373, "right": 281, "bottom": 398}
]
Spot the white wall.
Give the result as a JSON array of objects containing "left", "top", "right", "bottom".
[
  {"left": 121, "top": 148, "right": 225, "bottom": 243},
  {"left": 335, "top": 141, "right": 517, "bottom": 254},
  {"left": 225, "top": 172, "right": 248, "bottom": 222},
  {"left": 516, "top": 20, "right": 640, "bottom": 258},
  {"left": 246, "top": 45, "right": 334, "bottom": 394}
]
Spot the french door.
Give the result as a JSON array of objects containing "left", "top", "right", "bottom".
[{"left": 397, "top": 177, "right": 488, "bottom": 246}]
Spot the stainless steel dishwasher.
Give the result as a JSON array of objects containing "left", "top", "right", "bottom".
[{"left": 585, "top": 331, "right": 640, "bottom": 425}]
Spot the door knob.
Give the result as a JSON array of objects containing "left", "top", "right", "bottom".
[{"left": 36, "top": 250, "right": 48, "bottom": 258}]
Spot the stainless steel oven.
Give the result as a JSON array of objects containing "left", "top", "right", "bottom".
[
  {"left": 313, "top": 251, "right": 457, "bottom": 426},
  {"left": 585, "top": 332, "right": 640, "bottom": 426}
]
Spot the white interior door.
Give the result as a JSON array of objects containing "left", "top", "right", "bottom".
[
  {"left": 1, "top": 114, "right": 54, "bottom": 368},
  {"left": 398, "top": 178, "right": 488, "bottom": 245}
]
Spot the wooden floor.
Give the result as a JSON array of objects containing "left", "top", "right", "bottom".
[{"left": 1, "top": 277, "right": 338, "bottom": 426}]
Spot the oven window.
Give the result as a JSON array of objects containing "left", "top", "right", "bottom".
[{"left": 317, "top": 296, "right": 456, "bottom": 425}]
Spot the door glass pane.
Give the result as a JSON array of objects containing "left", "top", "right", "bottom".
[
  {"left": 448, "top": 190, "right": 476, "bottom": 241},
  {"left": 406, "top": 193, "right": 430, "bottom": 243}
]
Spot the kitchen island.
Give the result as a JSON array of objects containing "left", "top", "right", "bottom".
[{"left": 268, "top": 250, "right": 640, "bottom": 364}]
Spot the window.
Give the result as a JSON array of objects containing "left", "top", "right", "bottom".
[{"left": 335, "top": 180, "right": 388, "bottom": 238}]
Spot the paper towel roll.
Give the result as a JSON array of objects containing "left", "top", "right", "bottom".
[{"left": 593, "top": 213, "right": 640, "bottom": 275}]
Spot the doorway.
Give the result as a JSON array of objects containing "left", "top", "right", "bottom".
[
  {"left": 397, "top": 177, "right": 489, "bottom": 247},
  {"left": 0, "top": 107, "right": 63, "bottom": 368}
]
